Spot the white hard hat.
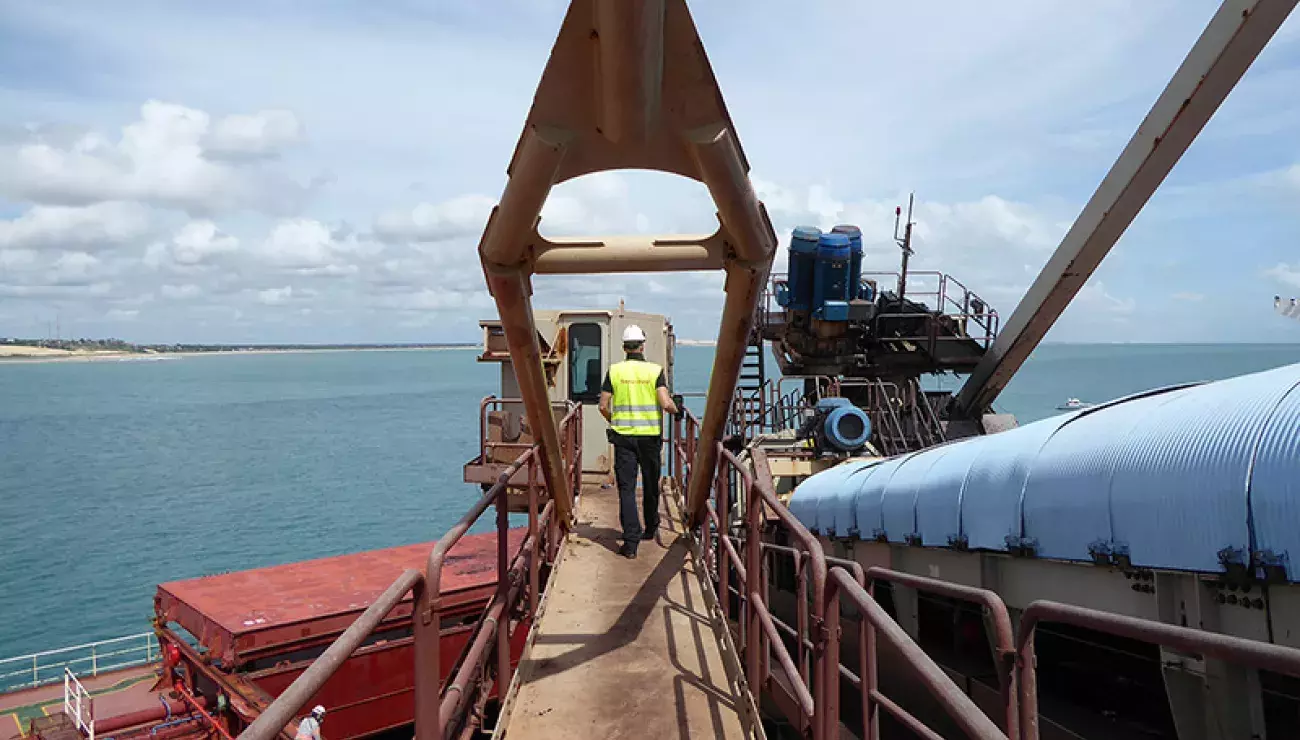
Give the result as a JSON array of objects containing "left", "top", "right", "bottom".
[
  {"left": 622, "top": 325, "right": 646, "bottom": 343},
  {"left": 311, "top": 706, "right": 326, "bottom": 717}
]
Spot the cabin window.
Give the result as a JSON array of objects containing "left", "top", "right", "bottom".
[{"left": 568, "top": 323, "right": 603, "bottom": 403}]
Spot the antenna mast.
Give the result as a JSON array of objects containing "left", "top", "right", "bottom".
[{"left": 893, "top": 193, "right": 915, "bottom": 305}]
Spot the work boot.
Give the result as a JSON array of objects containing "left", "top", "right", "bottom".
[
  {"left": 618, "top": 542, "right": 638, "bottom": 559},
  {"left": 641, "top": 526, "right": 657, "bottom": 541}
]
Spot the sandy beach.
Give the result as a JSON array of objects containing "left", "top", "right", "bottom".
[
  {"left": 0, "top": 346, "right": 135, "bottom": 362},
  {"left": 0, "top": 344, "right": 481, "bottom": 365}
]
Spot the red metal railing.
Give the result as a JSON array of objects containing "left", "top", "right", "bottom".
[
  {"left": 673, "top": 408, "right": 1005, "bottom": 740},
  {"left": 679, "top": 391, "right": 1300, "bottom": 739},
  {"left": 237, "top": 403, "right": 581, "bottom": 740},
  {"left": 862, "top": 567, "right": 1017, "bottom": 739},
  {"left": 477, "top": 396, "right": 574, "bottom": 466}
]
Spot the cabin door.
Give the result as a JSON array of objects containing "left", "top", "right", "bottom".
[{"left": 564, "top": 321, "right": 613, "bottom": 479}]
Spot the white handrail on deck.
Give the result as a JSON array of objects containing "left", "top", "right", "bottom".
[
  {"left": 0, "top": 633, "right": 156, "bottom": 692},
  {"left": 62, "top": 668, "right": 95, "bottom": 740}
]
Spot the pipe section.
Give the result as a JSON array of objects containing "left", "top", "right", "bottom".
[
  {"left": 685, "top": 265, "right": 766, "bottom": 528},
  {"left": 686, "top": 123, "right": 777, "bottom": 266},
  {"left": 594, "top": 0, "right": 665, "bottom": 144},
  {"left": 480, "top": 127, "right": 569, "bottom": 268},
  {"left": 532, "top": 235, "right": 725, "bottom": 274}
]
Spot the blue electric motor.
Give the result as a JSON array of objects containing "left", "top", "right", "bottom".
[
  {"left": 802, "top": 397, "right": 872, "bottom": 454},
  {"left": 831, "top": 224, "right": 863, "bottom": 300},
  {"left": 782, "top": 226, "right": 820, "bottom": 311},
  {"left": 813, "top": 232, "right": 852, "bottom": 320}
]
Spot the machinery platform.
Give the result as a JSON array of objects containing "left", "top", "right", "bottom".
[{"left": 502, "top": 485, "right": 754, "bottom": 739}]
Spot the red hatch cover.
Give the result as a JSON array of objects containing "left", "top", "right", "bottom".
[{"left": 156, "top": 528, "right": 524, "bottom": 667}]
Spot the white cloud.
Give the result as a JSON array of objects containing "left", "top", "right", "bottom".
[
  {"left": 205, "top": 110, "right": 303, "bottom": 160},
  {"left": 0, "top": 249, "right": 40, "bottom": 271},
  {"left": 46, "top": 252, "right": 103, "bottom": 285},
  {"left": 160, "top": 283, "right": 202, "bottom": 300},
  {"left": 1266, "top": 262, "right": 1300, "bottom": 290},
  {"left": 0, "top": 202, "right": 150, "bottom": 252},
  {"left": 257, "top": 218, "right": 375, "bottom": 275},
  {"left": 0, "top": 101, "right": 309, "bottom": 215},
  {"left": 171, "top": 221, "right": 239, "bottom": 265},
  {"left": 374, "top": 195, "right": 494, "bottom": 243},
  {"left": 1074, "top": 281, "right": 1136, "bottom": 315},
  {"left": 1172, "top": 291, "right": 1205, "bottom": 302},
  {"left": 257, "top": 286, "right": 294, "bottom": 305},
  {"left": 1, "top": 0, "right": 1297, "bottom": 343}
]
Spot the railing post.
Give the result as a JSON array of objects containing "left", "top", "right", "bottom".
[
  {"left": 717, "top": 472, "right": 730, "bottom": 622},
  {"left": 32, "top": 655, "right": 37, "bottom": 687},
  {"left": 91, "top": 645, "right": 97, "bottom": 676},
  {"left": 412, "top": 577, "right": 439, "bottom": 740},
  {"left": 744, "top": 469, "right": 762, "bottom": 707},
  {"left": 822, "top": 580, "right": 841, "bottom": 740},
  {"left": 528, "top": 454, "right": 540, "bottom": 620},
  {"left": 795, "top": 553, "right": 808, "bottom": 687},
  {"left": 496, "top": 483, "right": 511, "bottom": 702},
  {"left": 760, "top": 549, "right": 771, "bottom": 685}
]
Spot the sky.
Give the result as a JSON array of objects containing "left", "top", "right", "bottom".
[{"left": 1, "top": 0, "right": 1300, "bottom": 344}]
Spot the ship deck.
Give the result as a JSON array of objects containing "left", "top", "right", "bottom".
[
  {"left": 0, "top": 664, "right": 160, "bottom": 740},
  {"left": 501, "top": 485, "right": 754, "bottom": 739}
]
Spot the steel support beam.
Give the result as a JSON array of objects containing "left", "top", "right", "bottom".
[
  {"left": 532, "top": 234, "right": 727, "bottom": 274},
  {"left": 954, "top": 0, "right": 1297, "bottom": 417},
  {"left": 475, "top": 0, "right": 775, "bottom": 531}
]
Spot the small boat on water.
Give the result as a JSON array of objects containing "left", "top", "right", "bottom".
[{"left": 1057, "top": 397, "right": 1092, "bottom": 410}]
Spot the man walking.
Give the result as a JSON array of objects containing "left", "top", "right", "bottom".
[
  {"left": 294, "top": 706, "right": 326, "bottom": 740},
  {"left": 600, "top": 324, "right": 679, "bottom": 559}
]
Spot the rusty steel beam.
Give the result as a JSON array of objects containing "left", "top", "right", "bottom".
[
  {"left": 954, "top": 0, "right": 1298, "bottom": 417},
  {"left": 476, "top": 0, "right": 776, "bottom": 536},
  {"left": 685, "top": 266, "right": 769, "bottom": 527},
  {"left": 479, "top": 270, "right": 573, "bottom": 525}
]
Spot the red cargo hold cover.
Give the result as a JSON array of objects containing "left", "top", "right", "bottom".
[{"left": 156, "top": 528, "right": 524, "bottom": 667}]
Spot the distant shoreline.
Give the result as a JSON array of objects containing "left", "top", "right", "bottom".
[{"left": 0, "top": 345, "right": 482, "bottom": 365}]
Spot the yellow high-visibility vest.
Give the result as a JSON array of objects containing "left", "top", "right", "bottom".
[{"left": 608, "top": 360, "right": 662, "bottom": 436}]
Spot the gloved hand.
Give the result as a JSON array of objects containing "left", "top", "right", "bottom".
[{"left": 672, "top": 394, "right": 685, "bottom": 416}]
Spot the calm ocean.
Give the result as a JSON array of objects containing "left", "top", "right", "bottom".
[{"left": 2, "top": 343, "right": 1300, "bottom": 658}]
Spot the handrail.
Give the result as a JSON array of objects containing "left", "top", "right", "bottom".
[
  {"left": 679, "top": 404, "right": 1013, "bottom": 740},
  {"left": 239, "top": 403, "right": 580, "bottom": 740},
  {"left": 865, "top": 567, "right": 1016, "bottom": 739},
  {"left": 1016, "top": 599, "right": 1300, "bottom": 740},
  {"left": 63, "top": 668, "right": 95, "bottom": 740},
  {"left": 826, "top": 569, "right": 1007, "bottom": 740},
  {"left": 478, "top": 396, "right": 573, "bottom": 463},
  {"left": 1, "top": 633, "right": 157, "bottom": 691},
  {"left": 752, "top": 597, "right": 814, "bottom": 717}
]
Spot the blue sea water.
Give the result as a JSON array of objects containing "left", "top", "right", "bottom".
[{"left": 2, "top": 343, "right": 1300, "bottom": 658}]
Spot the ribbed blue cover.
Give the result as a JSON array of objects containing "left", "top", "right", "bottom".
[
  {"left": 785, "top": 363, "right": 1300, "bottom": 579},
  {"left": 1251, "top": 382, "right": 1300, "bottom": 579}
]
